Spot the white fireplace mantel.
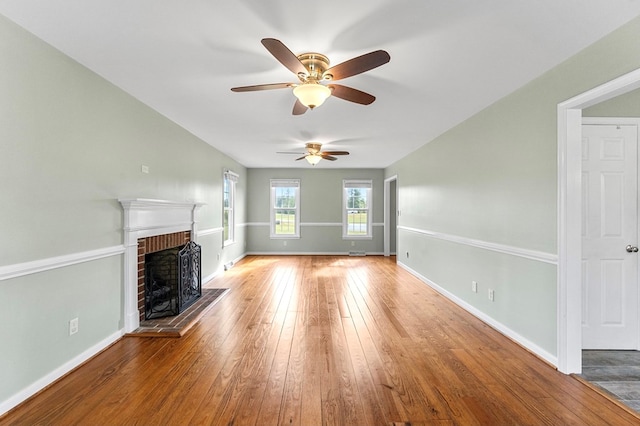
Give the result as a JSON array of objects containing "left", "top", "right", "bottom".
[{"left": 119, "top": 198, "right": 205, "bottom": 332}]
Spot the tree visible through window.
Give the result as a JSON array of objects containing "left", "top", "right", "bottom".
[
  {"left": 271, "top": 179, "right": 300, "bottom": 238},
  {"left": 343, "top": 180, "right": 372, "bottom": 238},
  {"left": 347, "top": 188, "right": 368, "bottom": 234}
]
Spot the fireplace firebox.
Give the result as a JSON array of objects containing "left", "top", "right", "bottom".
[{"left": 144, "top": 241, "right": 202, "bottom": 320}]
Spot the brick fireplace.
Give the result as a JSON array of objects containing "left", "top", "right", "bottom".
[
  {"left": 137, "top": 231, "right": 191, "bottom": 321},
  {"left": 120, "top": 199, "right": 204, "bottom": 333}
]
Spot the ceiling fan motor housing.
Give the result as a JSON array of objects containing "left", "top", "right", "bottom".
[
  {"left": 297, "top": 53, "right": 332, "bottom": 81},
  {"left": 306, "top": 143, "right": 322, "bottom": 154}
]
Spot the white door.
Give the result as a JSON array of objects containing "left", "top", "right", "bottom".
[{"left": 582, "top": 123, "right": 639, "bottom": 349}]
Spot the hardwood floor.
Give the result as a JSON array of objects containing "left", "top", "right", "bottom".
[{"left": 2, "top": 255, "right": 639, "bottom": 425}]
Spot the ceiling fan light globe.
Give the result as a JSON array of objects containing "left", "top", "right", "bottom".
[
  {"left": 306, "top": 154, "right": 322, "bottom": 165},
  {"left": 293, "top": 83, "right": 331, "bottom": 109}
]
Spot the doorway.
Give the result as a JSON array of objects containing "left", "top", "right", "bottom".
[
  {"left": 384, "top": 175, "right": 398, "bottom": 258},
  {"left": 558, "top": 67, "right": 640, "bottom": 374},
  {"left": 581, "top": 119, "right": 639, "bottom": 350}
]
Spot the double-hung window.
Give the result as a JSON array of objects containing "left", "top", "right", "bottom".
[
  {"left": 270, "top": 179, "right": 300, "bottom": 238},
  {"left": 223, "top": 170, "right": 238, "bottom": 246},
  {"left": 343, "top": 179, "right": 372, "bottom": 239}
]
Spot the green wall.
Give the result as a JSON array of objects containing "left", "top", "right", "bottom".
[
  {"left": 0, "top": 14, "right": 246, "bottom": 408},
  {"left": 246, "top": 168, "right": 384, "bottom": 254},
  {"left": 386, "top": 15, "right": 640, "bottom": 358},
  {"left": 584, "top": 87, "right": 640, "bottom": 117}
]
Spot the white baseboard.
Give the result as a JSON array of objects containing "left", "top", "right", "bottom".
[
  {"left": 397, "top": 261, "right": 558, "bottom": 368},
  {"left": 0, "top": 330, "right": 124, "bottom": 416},
  {"left": 203, "top": 254, "right": 247, "bottom": 284},
  {"left": 202, "top": 269, "right": 222, "bottom": 285},
  {"left": 233, "top": 253, "right": 247, "bottom": 264}
]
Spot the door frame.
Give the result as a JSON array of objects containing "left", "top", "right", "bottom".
[
  {"left": 558, "top": 67, "right": 640, "bottom": 374},
  {"left": 384, "top": 175, "right": 398, "bottom": 257},
  {"left": 581, "top": 117, "right": 640, "bottom": 350}
]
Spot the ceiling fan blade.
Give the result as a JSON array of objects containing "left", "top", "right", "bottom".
[
  {"left": 320, "top": 154, "right": 338, "bottom": 161},
  {"left": 295, "top": 155, "right": 307, "bottom": 161},
  {"left": 292, "top": 99, "right": 308, "bottom": 115},
  {"left": 328, "top": 84, "right": 376, "bottom": 105},
  {"left": 321, "top": 151, "right": 349, "bottom": 156},
  {"left": 231, "top": 83, "right": 292, "bottom": 92},
  {"left": 261, "top": 38, "right": 308, "bottom": 76},
  {"left": 323, "top": 50, "right": 390, "bottom": 81}
]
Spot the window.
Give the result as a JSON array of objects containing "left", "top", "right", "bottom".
[
  {"left": 223, "top": 170, "right": 238, "bottom": 246},
  {"left": 270, "top": 179, "right": 300, "bottom": 238},
  {"left": 343, "top": 179, "right": 372, "bottom": 239}
]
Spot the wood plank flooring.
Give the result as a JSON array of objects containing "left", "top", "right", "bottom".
[{"left": 2, "top": 255, "right": 639, "bottom": 425}]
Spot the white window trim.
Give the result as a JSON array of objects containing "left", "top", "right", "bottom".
[
  {"left": 342, "top": 179, "right": 373, "bottom": 240},
  {"left": 270, "top": 179, "right": 300, "bottom": 239},
  {"left": 223, "top": 170, "right": 238, "bottom": 246}
]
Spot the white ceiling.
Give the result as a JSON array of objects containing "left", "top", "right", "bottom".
[{"left": 2, "top": 1, "right": 640, "bottom": 168}]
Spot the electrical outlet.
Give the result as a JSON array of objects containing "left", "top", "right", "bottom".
[
  {"left": 471, "top": 281, "right": 478, "bottom": 293},
  {"left": 283, "top": 240, "right": 287, "bottom": 246},
  {"left": 141, "top": 164, "right": 149, "bottom": 174},
  {"left": 69, "top": 318, "right": 79, "bottom": 335},
  {"left": 217, "top": 253, "right": 220, "bottom": 260},
  {"left": 488, "top": 289, "right": 495, "bottom": 302},
  {"left": 351, "top": 241, "right": 355, "bottom": 247}
]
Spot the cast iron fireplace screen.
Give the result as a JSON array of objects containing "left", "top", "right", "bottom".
[{"left": 144, "top": 241, "right": 202, "bottom": 320}]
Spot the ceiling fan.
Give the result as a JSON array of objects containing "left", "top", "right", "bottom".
[
  {"left": 231, "top": 38, "right": 390, "bottom": 115},
  {"left": 278, "top": 142, "right": 349, "bottom": 165}
]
